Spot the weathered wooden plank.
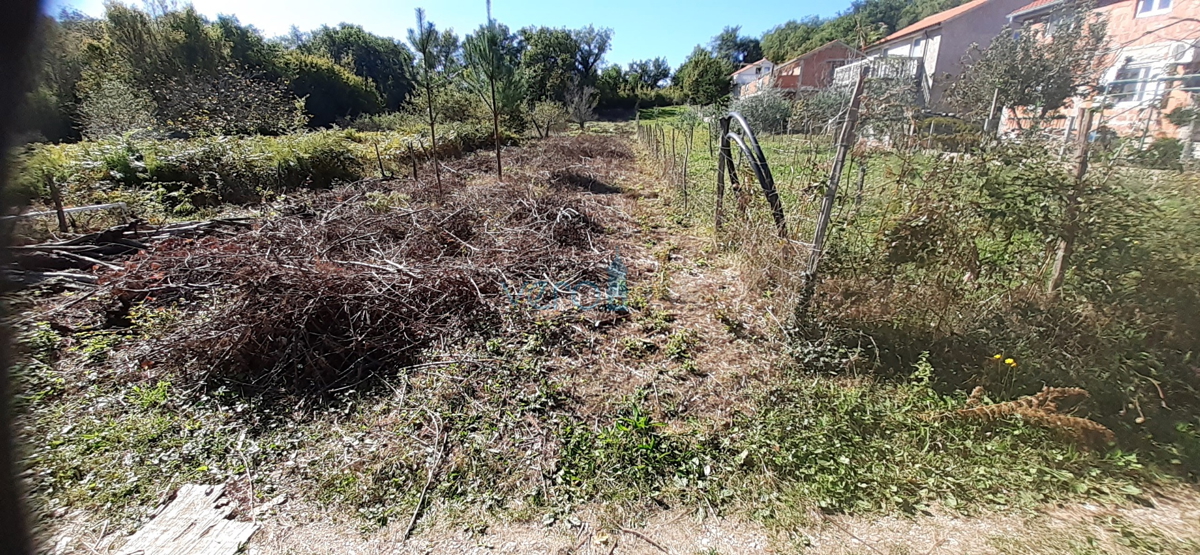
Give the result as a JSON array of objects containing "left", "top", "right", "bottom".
[{"left": 118, "top": 484, "right": 257, "bottom": 555}]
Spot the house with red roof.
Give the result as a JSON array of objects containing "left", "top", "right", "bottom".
[
  {"left": 832, "top": 0, "right": 1033, "bottom": 109},
  {"left": 731, "top": 59, "right": 774, "bottom": 98},
  {"left": 738, "top": 41, "right": 862, "bottom": 98},
  {"left": 1007, "top": 0, "right": 1200, "bottom": 143}
]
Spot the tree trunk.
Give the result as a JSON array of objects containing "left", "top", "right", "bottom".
[
  {"left": 490, "top": 77, "right": 502, "bottom": 180},
  {"left": 425, "top": 76, "right": 441, "bottom": 187}
]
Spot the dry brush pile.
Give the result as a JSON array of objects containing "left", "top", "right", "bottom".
[{"left": 93, "top": 136, "right": 635, "bottom": 392}]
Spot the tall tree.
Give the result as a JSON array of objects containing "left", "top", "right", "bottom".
[
  {"left": 675, "top": 46, "right": 731, "bottom": 105},
  {"left": 759, "top": 0, "right": 974, "bottom": 62},
  {"left": 409, "top": 8, "right": 443, "bottom": 187},
  {"left": 710, "top": 26, "right": 762, "bottom": 67},
  {"left": 761, "top": 17, "right": 824, "bottom": 63},
  {"left": 518, "top": 27, "right": 579, "bottom": 102},
  {"left": 301, "top": 24, "right": 416, "bottom": 110},
  {"left": 626, "top": 57, "right": 670, "bottom": 89},
  {"left": 572, "top": 25, "right": 612, "bottom": 85},
  {"left": 431, "top": 29, "right": 461, "bottom": 71},
  {"left": 214, "top": 15, "right": 284, "bottom": 76},
  {"left": 464, "top": 8, "right": 524, "bottom": 180}
]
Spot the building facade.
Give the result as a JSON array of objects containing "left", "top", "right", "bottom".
[
  {"left": 738, "top": 41, "right": 861, "bottom": 98},
  {"left": 1010, "top": 0, "right": 1200, "bottom": 141},
  {"left": 832, "top": 0, "right": 1034, "bottom": 109},
  {"left": 731, "top": 59, "right": 774, "bottom": 98}
]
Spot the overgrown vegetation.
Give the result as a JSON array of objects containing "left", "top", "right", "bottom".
[
  {"left": 638, "top": 121, "right": 1200, "bottom": 481},
  {"left": 10, "top": 125, "right": 500, "bottom": 215},
  {"left": 11, "top": 1, "right": 1200, "bottom": 551}
]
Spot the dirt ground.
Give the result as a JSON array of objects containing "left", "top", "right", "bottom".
[{"left": 237, "top": 490, "right": 1200, "bottom": 554}]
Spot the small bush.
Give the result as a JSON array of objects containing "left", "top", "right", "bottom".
[
  {"left": 729, "top": 89, "right": 792, "bottom": 134},
  {"left": 1130, "top": 137, "right": 1184, "bottom": 170}
]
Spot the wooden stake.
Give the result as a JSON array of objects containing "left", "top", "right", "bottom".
[
  {"left": 682, "top": 125, "right": 693, "bottom": 210},
  {"left": 854, "top": 160, "right": 867, "bottom": 206},
  {"left": 407, "top": 143, "right": 419, "bottom": 180},
  {"left": 1048, "top": 107, "right": 1093, "bottom": 297},
  {"left": 716, "top": 116, "right": 731, "bottom": 230},
  {"left": 373, "top": 141, "right": 387, "bottom": 178},
  {"left": 808, "top": 66, "right": 868, "bottom": 278},
  {"left": 47, "top": 176, "right": 67, "bottom": 233}
]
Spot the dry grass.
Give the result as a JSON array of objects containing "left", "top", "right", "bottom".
[{"left": 943, "top": 386, "right": 1116, "bottom": 448}]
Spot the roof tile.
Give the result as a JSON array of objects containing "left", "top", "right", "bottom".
[
  {"left": 1009, "top": 0, "right": 1065, "bottom": 18},
  {"left": 878, "top": 0, "right": 992, "bottom": 44}
]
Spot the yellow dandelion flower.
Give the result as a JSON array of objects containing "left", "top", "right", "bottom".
[
  {"left": 993, "top": 354, "right": 1003, "bottom": 360},
  {"left": 1004, "top": 358, "right": 1015, "bottom": 365}
]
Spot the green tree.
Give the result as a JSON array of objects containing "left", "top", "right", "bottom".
[
  {"left": 409, "top": 8, "right": 445, "bottom": 186},
  {"left": 464, "top": 16, "right": 525, "bottom": 179},
  {"left": 572, "top": 25, "right": 612, "bottom": 85},
  {"left": 301, "top": 24, "right": 416, "bottom": 110},
  {"left": 77, "top": 74, "right": 156, "bottom": 139},
  {"left": 284, "top": 53, "right": 383, "bottom": 127},
  {"left": 948, "top": 2, "right": 1107, "bottom": 122},
  {"left": 759, "top": 0, "right": 974, "bottom": 63},
  {"left": 19, "top": 12, "right": 103, "bottom": 141},
  {"left": 710, "top": 26, "right": 763, "bottom": 66},
  {"left": 154, "top": 68, "right": 305, "bottom": 136},
  {"left": 761, "top": 17, "right": 824, "bottom": 63},
  {"left": 626, "top": 58, "right": 670, "bottom": 89},
  {"left": 729, "top": 88, "right": 792, "bottom": 133},
  {"left": 431, "top": 29, "right": 461, "bottom": 71},
  {"left": 596, "top": 65, "right": 629, "bottom": 108},
  {"left": 214, "top": 15, "right": 285, "bottom": 76},
  {"left": 529, "top": 100, "right": 567, "bottom": 138},
  {"left": 675, "top": 47, "right": 731, "bottom": 105},
  {"left": 518, "top": 27, "right": 579, "bottom": 102}
]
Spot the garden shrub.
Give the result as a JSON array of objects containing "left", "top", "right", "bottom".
[{"left": 729, "top": 89, "right": 792, "bottom": 134}]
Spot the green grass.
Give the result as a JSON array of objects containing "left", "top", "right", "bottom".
[
  {"left": 637, "top": 105, "right": 691, "bottom": 122},
  {"left": 12, "top": 123, "right": 500, "bottom": 217}
]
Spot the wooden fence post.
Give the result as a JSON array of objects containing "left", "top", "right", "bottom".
[
  {"left": 854, "top": 160, "right": 867, "bottom": 206},
  {"left": 1048, "top": 107, "right": 1093, "bottom": 297},
  {"left": 807, "top": 66, "right": 868, "bottom": 279},
  {"left": 716, "top": 116, "right": 731, "bottom": 230},
  {"left": 374, "top": 141, "right": 388, "bottom": 179},
  {"left": 682, "top": 125, "right": 693, "bottom": 210}
]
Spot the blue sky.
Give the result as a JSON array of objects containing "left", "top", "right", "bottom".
[{"left": 47, "top": 0, "right": 852, "bottom": 68}]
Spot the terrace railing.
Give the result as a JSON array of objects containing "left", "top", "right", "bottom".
[{"left": 832, "top": 56, "right": 928, "bottom": 106}]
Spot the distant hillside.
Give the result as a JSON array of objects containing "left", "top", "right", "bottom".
[{"left": 761, "top": 0, "right": 973, "bottom": 62}]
